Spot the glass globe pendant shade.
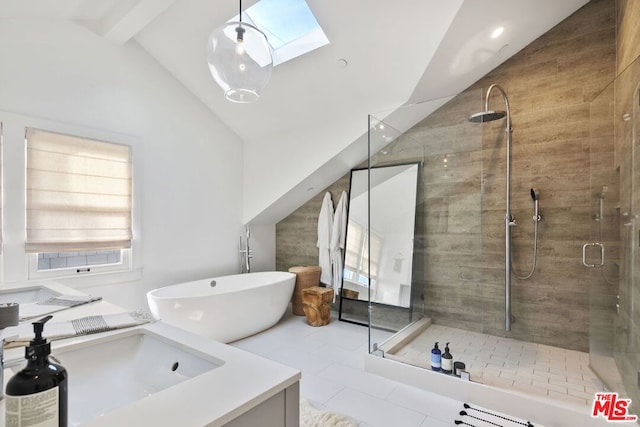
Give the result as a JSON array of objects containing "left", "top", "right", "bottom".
[{"left": 207, "top": 21, "right": 273, "bottom": 103}]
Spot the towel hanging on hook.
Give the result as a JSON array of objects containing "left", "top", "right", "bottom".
[{"left": 317, "top": 192, "right": 333, "bottom": 286}]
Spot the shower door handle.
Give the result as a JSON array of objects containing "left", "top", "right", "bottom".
[{"left": 582, "top": 242, "right": 605, "bottom": 268}]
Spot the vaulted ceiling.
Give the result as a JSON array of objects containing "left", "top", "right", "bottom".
[{"left": 1, "top": 0, "right": 590, "bottom": 223}]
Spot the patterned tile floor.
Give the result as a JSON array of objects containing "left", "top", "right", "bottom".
[{"left": 389, "top": 324, "right": 607, "bottom": 407}]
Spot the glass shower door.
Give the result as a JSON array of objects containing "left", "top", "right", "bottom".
[
  {"left": 588, "top": 54, "right": 640, "bottom": 419},
  {"left": 587, "top": 78, "right": 622, "bottom": 391},
  {"left": 622, "top": 59, "right": 640, "bottom": 418}
]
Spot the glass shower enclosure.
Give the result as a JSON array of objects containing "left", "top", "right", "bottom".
[
  {"left": 364, "top": 88, "right": 487, "bottom": 354},
  {"left": 362, "top": 73, "right": 639, "bottom": 418},
  {"left": 588, "top": 53, "right": 640, "bottom": 417}
]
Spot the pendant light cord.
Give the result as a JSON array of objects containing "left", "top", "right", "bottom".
[{"left": 239, "top": 0, "right": 242, "bottom": 22}]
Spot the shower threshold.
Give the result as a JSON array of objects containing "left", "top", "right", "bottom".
[{"left": 369, "top": 319, "right": 610, "bottom": 426}]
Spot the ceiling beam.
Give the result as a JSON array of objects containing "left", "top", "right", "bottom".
[{"left": 102, "top": 0, "right": 178, "bottom": 45}]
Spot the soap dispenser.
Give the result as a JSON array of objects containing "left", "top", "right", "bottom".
[
  {"left": 5, "top": 315, "right": 68, "bottom": 426},
  {"left": 430, "top": 342, "right": 441, "bottom": 371},
  {"left": 442, "top": 342, "right": 453, "bottom": 374}
]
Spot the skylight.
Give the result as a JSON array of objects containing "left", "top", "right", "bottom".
[{"left": 231, "top": 0, "right": 329, "bottom": 66}]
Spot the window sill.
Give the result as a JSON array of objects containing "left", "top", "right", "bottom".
[{"left": 47, "top": 268, "right": 143, "bottom": 290}]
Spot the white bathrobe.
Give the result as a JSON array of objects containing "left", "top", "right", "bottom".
[
  {"left": 317, "top": 192, "right": 334, "bottom": 286},
  {"left": 330, "top": 191, "right": 348, "bottom": 297}
]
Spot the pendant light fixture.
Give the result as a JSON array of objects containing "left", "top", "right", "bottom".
[{"left": 207, "top": 0, "right": 273, "bottom": 103}]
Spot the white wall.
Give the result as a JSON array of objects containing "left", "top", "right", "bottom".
[
  {"left": 0, "top": 19, "right": 246, "bottom": 310},
  {"left": 242, "top": 112, "right": 370, "bottom": 225}
]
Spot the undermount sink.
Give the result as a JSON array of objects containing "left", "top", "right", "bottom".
[
  {"left": 9, "top": 327, "right": 224, "bottom": 426},
  {"left": 0, "top": 286, "right": 60, "bottom": 304}
]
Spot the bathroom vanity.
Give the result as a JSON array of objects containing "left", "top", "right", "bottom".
[{"left": 0, "top": 282, "right": 301, "bottom": 426}]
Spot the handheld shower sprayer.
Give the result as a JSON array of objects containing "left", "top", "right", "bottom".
[
  {"left": 513, "top": 188, "right": 541, "bottom": 280},
  {"left": 530, "top": 188, "right": 539, "bottom": 201},
  {"left": 531, "top": 188, "right": 541, "bottom": 222}
]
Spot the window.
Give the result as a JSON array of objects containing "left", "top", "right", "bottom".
[
  {"left": 343, "top": 221, "right": 383, "bottom": 288},
  {"left": 37, "top": 249, "right": 122, "bottom": 271},
  {"left": 230, "top": 0, "right": 329, "bottom": 66},
  {"left": 25, "top": 128, "right": 132, "bottom": 277}
]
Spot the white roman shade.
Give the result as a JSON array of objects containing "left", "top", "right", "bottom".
[
  {"left": 26, "top": 128, "right": 132, "bottom": 253},
  {"left": 366, "top": 232, "right": 382, "bottom": 278},
  {"left": 345, "top": 221, "right": 383, "bottom": 282},
  {"left": 344, "top": 221, "right": 363, "bottom": 272}
]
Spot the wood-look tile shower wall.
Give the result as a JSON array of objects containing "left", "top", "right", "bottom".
[{"left": 276, "top": 0, "right": 617, "bottom": 352}]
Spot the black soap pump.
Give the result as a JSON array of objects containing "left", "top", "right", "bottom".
[
  {"left": 430, "top": 342, "right": 441, "bottom": 371},
  {"left": 442, "top": 342, "right": 453, "bottom": 374},
  {"left": 5, "top": 315, "right": 68, "bottom": 426}
]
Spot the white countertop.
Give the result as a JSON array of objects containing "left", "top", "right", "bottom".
[{"left": 1, "top": 281, "right": 301, "bottom": 426}]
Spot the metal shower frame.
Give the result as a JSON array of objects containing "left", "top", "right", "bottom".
[{"left": 470, "top": 84, "right": 516, "bottom": 331}]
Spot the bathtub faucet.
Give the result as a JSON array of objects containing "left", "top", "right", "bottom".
[{"left": 239, "top": 224, "right": 252, "bottom": 273}]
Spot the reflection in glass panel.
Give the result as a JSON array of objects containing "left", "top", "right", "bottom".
[{"left": 339, "top": 162, "right": 419, "bottom": 330}]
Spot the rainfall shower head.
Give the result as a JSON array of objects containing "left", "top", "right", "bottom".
[
  {"left": 468, "top": 110, "right": 506, "bottom": 123},
  {"left": 530, "top": 188, "right": 539, "bottom": 201}
]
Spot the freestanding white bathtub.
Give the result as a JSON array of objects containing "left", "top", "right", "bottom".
[{"left": 147, "top": 271, "right": 296, "bottom": 343}]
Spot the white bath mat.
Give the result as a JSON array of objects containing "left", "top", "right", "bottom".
[{"left": 300, "top": 399, "right": 359, "bottom": 427}]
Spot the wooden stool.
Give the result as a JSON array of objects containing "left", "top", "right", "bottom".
[
  {"left": 302, "top": 286, "right": 333, "bottom": 327},
  {"left": 288, "top": 266, "right": 321, "bottom": 316}
]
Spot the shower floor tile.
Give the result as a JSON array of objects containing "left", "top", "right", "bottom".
[{"left": 385, "top": 323, "right": 607, "bottom": 407}]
